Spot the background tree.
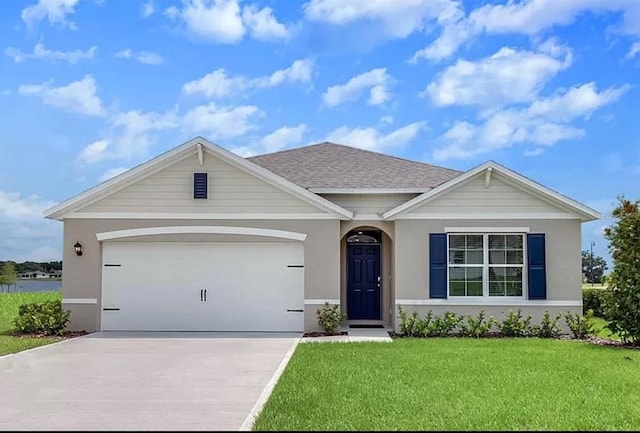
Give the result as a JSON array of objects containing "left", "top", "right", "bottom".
[
  {"left": 581, "top": 250, "right": 608, "bottom": 283},
  {"left": 604, "top": 197, "right": 640, "bottom": 345},
  {"left": 0, "top": 261, "right": 18, "bottom": 292}
]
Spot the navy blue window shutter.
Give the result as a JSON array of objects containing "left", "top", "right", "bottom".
[
  {"left": 527, "top": 233, "right": 547, "bottom": 299},
  {"left": 429, "top": 233, "right": 447, "bottom": 299},
  {"left": 193, "top": 173, "right": 208, "bottom": 199}
]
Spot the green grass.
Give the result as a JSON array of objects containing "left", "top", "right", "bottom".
[
  {"left": 0, "top": 291, "right": 62, "bottom": 356},
  {"left": 254, "top": 339, "right": 640, "bottom": 431},
  {"left": 589, "top": 316, "right": 620, "bottom": 340}
]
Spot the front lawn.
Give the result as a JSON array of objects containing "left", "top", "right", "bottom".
[
  {"left": 254, "top": 339, "right": 640, "bottom": 431},
  {"left": 589, "top": 316, "right": 620, "bottom": 340},
  {"left": 0, "top": 291, "right": 62, "bottom": 356}
]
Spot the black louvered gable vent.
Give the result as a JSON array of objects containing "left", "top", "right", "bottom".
[{"left": 193, "top": 173, "right": 208, "bottom": 199}]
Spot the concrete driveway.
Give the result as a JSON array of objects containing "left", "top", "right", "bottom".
[{"left": 0, "top": 332, "right": 300, "bottom": 431}]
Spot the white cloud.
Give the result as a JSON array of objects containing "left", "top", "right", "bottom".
[
  {"left": 524, "top": 148, "right": 545, "bottom": 157},
  {"left": 434, "top": 82, "right": 628, "bottom": 160},
  {"left": 5, "top": 43, "right": 96, "bottom": 64},
  {"left": 380, "top": 115, "right": 394, "bottom": 125},
  {"left": 416, "top": 0, "right": 640, "bottom": 61},
  {"left": 304, "top": 0, "right": 463, "bottom": 39},
  {"left": 0, "top": 191, "right": 60, "bottom": 261},
  {"left": 99, "top": 166, "right": 129, "bottom": 182},
  {"left": 183, "top": 58, "right": 313, "bottom": 98},
  {"left": 77, "top": 139, "right": 109, "bottom": 164},
  {"left": 18, "top": 75, "right": 105, "bottom": 116},
  {"left": 626, "top": 41, "right": 640, "bottom": 59},
  {"left": 322, "top": 68, "right": 392, "bottom": 107},
  {"left": 260, "top": 124, "right": 307, "bottom": 153},
  {"left": 21, "top": 0, "right": 81, "bottom": 30},
  {"left": 325, "top": 122, "right": 425, "bottom": 151},
  {"left": 232, "top": 124, "right": 308, "bottom": 157},
  {"left": 424, "top": 43, "right": 572, "bottom": 107},
  {"left": 168, "top": 0, "right": 290, "bottom": 44},
  {"left": 182, "top": 103, "right": 260, "bottom": 139},
  {"left": 242, "top": 5, "right": 289, "bottom": 41},
  {"left": 141, "top": 1, "right": 154, "bottom": 18},
  {"left": 115, "top": 49, "right": 163, "bottom": 65}
]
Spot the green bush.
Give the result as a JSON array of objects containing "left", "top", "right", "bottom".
[
  {"left": 582, "top": 289, "right": 612, "bottom": 317},
  {"left": 458, "top": 311, "right": 497, "bottom": 338},
  {"left": 500, "top": 309, "right": 533, "bottom": 337},
  {"left": 564, "top": 310, "right": 596, "bottom": 339},
  {"left": 316, "top": 302, "right": 345, "bottom": 335},
  {"left": 428, "top": 311, "right": 461, "bottom": 337},
  {"left": 13, "top": 300, "right": 70, "bottom": 335},
  {"left": 398, "top": 306, "right": 418, "bottom": 337},
  {"left": 531, "top": 311, "right": 562, "bottom": 338}
]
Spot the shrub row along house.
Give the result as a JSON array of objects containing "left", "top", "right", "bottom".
[{"left": 44, "top": 137, "right": 599, "bottom": 333}]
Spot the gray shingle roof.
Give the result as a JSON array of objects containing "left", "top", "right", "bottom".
[{"left": 247, "top": 142, "right": 462, "bottom": 190}]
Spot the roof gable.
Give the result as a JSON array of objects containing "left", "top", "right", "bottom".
[
  {"left": 248, "top": 142, "right": 462, "bottom": 190},
  {"left": 44, "top": 137, "right": 353, "bottom": 220},
  {"left": 382, "top": 161, "right": 600, "bottom": 222}
]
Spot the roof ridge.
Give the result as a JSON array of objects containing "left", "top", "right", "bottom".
[{"left": 248, "top": 141, "right": 462, "bottom": 173}]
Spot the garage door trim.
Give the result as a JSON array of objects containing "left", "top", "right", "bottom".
[{"left": 96, "top": 226, "right": 307, "bottom": 242}]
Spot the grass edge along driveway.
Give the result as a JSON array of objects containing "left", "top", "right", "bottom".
[
  {"left": 254, "top": 338, "right": 640, "bottom": 431},
  {"left": 0, "top": 291, "right": 62, "bottom": 356}
]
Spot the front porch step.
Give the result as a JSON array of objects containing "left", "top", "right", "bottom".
[{"left": 346, "top": 326, "right": 393, "bottom": 342}]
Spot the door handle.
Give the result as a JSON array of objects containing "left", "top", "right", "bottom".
[
  {"left": 200, "top": 289, "right": 203, "bottom": 302},
  {"left": 204, "top": 289, "right": 207, "bottom": 302}
]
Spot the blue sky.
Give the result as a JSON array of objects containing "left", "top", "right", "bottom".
[{"left": 1, "top": 0, "right": 639, "bottom": 266}]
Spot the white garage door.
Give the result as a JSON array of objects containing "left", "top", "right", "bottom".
[{"left": 101, "top": 242, "right": 304, "bottom": 332}]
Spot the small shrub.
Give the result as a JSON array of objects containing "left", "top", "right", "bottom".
[
  {"left": 582, "top": 289, "right": 612, "bottom": 317},
  {"left": 13, "top": 300, "right": 70, "bottom": 335},
  {"left": 316, "top": 302, "right": 345, "bottom": 335},
  {"left": 564, "top": 310, "right": 596, "bottom": 339},
  {"left": 413, "top": 310, "right": 434, "bottom": 337},
  {"left": 427, "top": 311, "right": 461, "bottom": 337},
  {"left": 398, "top": 306, "right": 417, "bottom": 337},
  {"left": 459, "top": 311, "right": 497, "bottom": 338},
  {"left": 531, "top": 311, "right": 562, "bottom": 338},
  {"left": 500, "top": 309, "right": 533, "bottom": 337}
]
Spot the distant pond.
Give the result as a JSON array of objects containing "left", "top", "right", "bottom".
[{"left": 1, "top": 279, "right": 62, "bottom": 293}]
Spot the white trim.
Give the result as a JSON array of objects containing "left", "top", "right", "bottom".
[
  {"left": 352, "top": 213, "right": 383, "bottom": 221},
  {"left": 197, "top": 142, "right": 204, "bottom": 165},
  {"left": 392, "top": 212, "right": 579, "bottom": 220},
  {"left": 65, "top": 212, "right": 338, "bottom": 220},
  {"left": 311, "top": 188, "right": 429, "bottom": 194},
  {"left": 484, "top": 166, "right": 492, "bottom": 188},
  {"left": 44, "top": 137, "right": 354, "bottom": 221},
  {"left": 395, "top": 299, "right": 582, "bottom": 307},
  {"left": 382, "top": 161, "right": 600, "bottom": 222},
  {"left": 96, "top": 226, "right": 308, "bottom": 242},
  {"left": 62, "top": 298, "right": 97, "bottom": 304},
  {"left": 304, "top": 299, "right": 340, "bottom": 305},
  {"left": 445, "top": 227, "right": 530, "bottom": 233}
]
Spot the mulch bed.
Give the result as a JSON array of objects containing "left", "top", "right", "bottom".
[
  {"left": 7, "top": 330, "right": 89, "bottom": 339},
  {"left": 303, "top": 331, "right": 348, "bottom": 337}
]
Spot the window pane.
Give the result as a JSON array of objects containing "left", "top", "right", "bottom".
[
  {"left": 489, "top": 235, "right": 505, "bottom": 249},
  {"left": 450, "top": 281, "right": 465, "bottom": 296},
  {"left": 505, "top": 235, "right": 523, "bottom": 250},
  {"left": 489, "top": 280, "right": 505, "bottom": 296},
  {"left": 506, "top": 250, "right": 523, "bottom": 264},
  {"left": 467, "top": 235, "right": 483, "bottom": 249},
  {"left": 466, "top": 267, "right": 482, "bottom": 282},
  {"left": 449, "top": 250, "right": 465, "bottom": 264},
  {"left": 449, "top": 267, "right": 465, "bottom": 281},
  {"left": 467, "top": 281, "right": 483, "bottom": 296},
  {"left": 449, "top": 235, "right": 465, "bottom": 249},
  {"left": 506, "top": 282, "right": 523, "bottom": 296},
  {"left": 465, "top": 250, "right": 484, "bottom": 264},
  {"left": 489, "top": 251, "right": 506, "bottom": 264}
]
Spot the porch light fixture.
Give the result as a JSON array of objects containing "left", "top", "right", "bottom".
[{"left": 74, "top": 242, "right": 83, "bottom": 256}]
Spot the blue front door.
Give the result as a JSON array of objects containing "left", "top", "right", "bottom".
[{"left": 347, "top": 244, "right": 381, "bottom": 320}]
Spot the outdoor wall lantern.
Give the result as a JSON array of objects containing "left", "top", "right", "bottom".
[{"left": 74, "top": 242, "right": 83, "bottom": 256}]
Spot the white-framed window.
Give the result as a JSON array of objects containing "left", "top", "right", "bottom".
[{"left": 448, "top": 233, "right": 526, "bottom": 298}]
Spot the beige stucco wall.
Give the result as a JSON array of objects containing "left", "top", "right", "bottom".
[
  {"left": 395, "top": 219, "right": 582, "bottom": 301},
  {"left": 62, "top": 218, "right": 340, "bottom": 331}
]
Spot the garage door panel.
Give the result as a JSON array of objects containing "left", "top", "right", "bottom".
[{"left": 101, "top": 242, "right": 304, "bottom": 331}]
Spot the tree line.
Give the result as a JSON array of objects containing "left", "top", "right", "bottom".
[{"left": 0, "top": 260, "right": 62, "bottom": 274}]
